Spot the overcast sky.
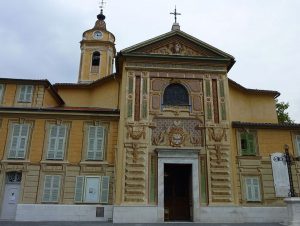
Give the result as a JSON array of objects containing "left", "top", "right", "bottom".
[{"left": 0, "top": 0, "right": 299, "bottom": 122}]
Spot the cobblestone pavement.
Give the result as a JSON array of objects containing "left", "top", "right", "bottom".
[{"left": 0, "top": 221, "right": 285, "bottom": 226}]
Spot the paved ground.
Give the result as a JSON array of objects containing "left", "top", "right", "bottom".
[{"left": 0, "top": 222, "right": 285, "bottom": 226}]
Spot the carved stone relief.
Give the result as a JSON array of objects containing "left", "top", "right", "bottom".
[
  {"left": 151, "top": 118, "right": 203, "bottom": 147},
  {"left": 126, "top": 125, "right": 146, "bottom": 140}
]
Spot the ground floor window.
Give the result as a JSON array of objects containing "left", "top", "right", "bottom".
[
  {"left": 42, "top": 175, "right": 61, "bottom": 203},
  {"left": 74, "top": 176, "right": 109, "bottom": 203},
  {"left": 244, "top": 176, "right": 261, "bottom": 202}
]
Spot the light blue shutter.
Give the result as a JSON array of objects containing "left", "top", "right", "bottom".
[
  {"left": 296, "top": 135, "right": 300, "bottom": 156},
  {"left": 17, "top": 124, "right": 29, "bottom": 158},
  {"left": 74, "top": 176, "right": 85, "bottom": 202},
  {"left": 55, "top": 125, "right": 66, "bottom": 159},
  {"left": 51, "top": 175, "right": 61, "bottom": 202},
  {"left": 0, "top": 84, "right": 4, "bottom": 101},
  {"left": 19, "top": 85, "right": 26, "bottom": 102},
  {"left": 43, "top": 175, "right": 61, "bottom": 202},
  {"left": 47, "top": 125, "right": 57, "bottom": 159},
  {"left": 9, "top": 124, "right": 29, "bottom": 159},
  {"left": 25, "top": 85, "right": 33, "bottom": 102},
  {"left": 95, "top": 127, "right": 104, "bottom": 160},
  {"left": 43, "top": 175, "right": 52, "bottom": 202},
  {"left": 100, "top": 176, "right": 110, "bottom": 203},
  {"left": 245, "top": 177, "right": 260, "bottom": 201},
  {"left": 87, "top": 126, "right": 96, "bottom": 160},
  {"left": 252, "top": 178, "right": 260, "bottom": 201}
]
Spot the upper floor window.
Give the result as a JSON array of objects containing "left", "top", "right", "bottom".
[
  {"left": 18, "top": 85, "right": 33, "bottom": 103},
  {"left": 91, "top": 51, "right": 101, "bottom": 73},
  {"left": 295, "top": 135, "right": 300, "bottom": 156},
  {"left": 46, "top": 124, "right": 67, "bottom": 160},
  {"left": 163, "top": 83, "right": 189, "bottom": 106},
  {"left": 86, "top": 125, "right": 105, "bottom": 161},
  {"left": 8, "top": 123, "right": 30, "bottom": 159},
  {"left": 0, "top": 84, "right": 4, "bottom": 103},
  {"left": 239, "top": 131, "right": 257, "bottom": 156},
  {"left": 244, "top": 177, "right": 261, "bottom": 202}
]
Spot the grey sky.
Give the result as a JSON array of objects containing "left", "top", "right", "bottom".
[{"left": 0, "top": 0, "right": 299, "bottom": 122}]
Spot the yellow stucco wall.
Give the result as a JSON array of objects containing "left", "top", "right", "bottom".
[
  {"left": 56, "top": 80, "right": 119, "bottom": 108},
  {"left": 229, "top": 84, "right": 278, "bottom": 123}
]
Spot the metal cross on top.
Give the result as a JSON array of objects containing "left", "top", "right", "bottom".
[
  {"left": 170, "top": 6, "right": 181, "bottom": 23},
  {"left": 99, "top": 0, "right": 106, "bottom": 10}
]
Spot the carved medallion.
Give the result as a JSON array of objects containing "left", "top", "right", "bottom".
[{"left": 168, "top": 127, "right": 185, "bottom": 147}]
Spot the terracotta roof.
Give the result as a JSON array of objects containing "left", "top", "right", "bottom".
[
  {"left": 228, "top": 78, "right": 280, "bottom": 98},
  {"left": 54, "top": 73, "right": 118, "bottom": 88},
  {"left": 0, "top": 78, "right": 65, "bottom": 105},
  {"left": 232, "top": 121, "right": 300, "bottom": 130}
]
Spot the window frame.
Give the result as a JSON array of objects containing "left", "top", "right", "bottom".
[
  {"left": 74, "top": 175, "right": 110, "bottom": 204},
  {"left": 243, "top": 176, "right": 262, "bottom": 202},
  {"left": 42, "top": 175, "right": 61, "bottom": 203},
  {"left": 44, "top": 122, "right": 70, "bottom": 161},
  {"left": 162, "top": 83, "right": 190, "bottom": 107},
  {"left": 6, "top": 122, "right": 32, "bottom": 160},
  {"left": 237, "top": 130, "right": 258, "bottom": 156},
  {"left": 0, "top": 84, "right": 5, "bottom": 104},
  {"left": 294, "top": 134, "right": 300, "bottom": 156},
  {"left": 17, "top": 85, "right": 34, "bottom": 103}
]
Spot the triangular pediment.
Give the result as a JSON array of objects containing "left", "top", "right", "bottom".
[{"left": 121, "top": 30, "right": 234, "bottom": 60}]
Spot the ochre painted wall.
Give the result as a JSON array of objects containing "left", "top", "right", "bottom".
[{"left": 229, "top": 85, "right": 278, "bottom": 123}]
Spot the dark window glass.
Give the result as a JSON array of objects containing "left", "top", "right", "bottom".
[
  {"left": 163, "top": 83, "right": 189, "bottom": 106},
  {"left": 92, "top": 52, "right": 101, "bottom": 66}
]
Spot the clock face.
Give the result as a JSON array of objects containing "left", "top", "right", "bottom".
[{"left": 93, "top": 31, "right": 103, "bottom": 40}]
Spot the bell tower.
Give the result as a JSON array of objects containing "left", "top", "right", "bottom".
[{"left": 78, "top": 7, "right": 116, "bottom": 83}]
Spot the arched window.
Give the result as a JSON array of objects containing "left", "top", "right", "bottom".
[
  {"left": 91, "top": 51, "right": 100, "bottom": 73},
  {"left": 163, "top": 83, "right": 189, "bottom": 106}
]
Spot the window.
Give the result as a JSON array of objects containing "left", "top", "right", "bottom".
[
  {"left": 163, "top": 83, "right": 189, "bottom": 106},
  {"left": 8, "top": 123, "right": 30, "bottom": 159},
  {"left": 74, "top": 176, "right": 110, "bottom": 203},
  {"left": 295, "top": 135, "right": 300, "bottom": 156},
  {"left": 91, "top": 51, "right": 100, "bottom": 73},
  {"left": 46, "top": 125, "right": 67, "bottom": 160},
  {"left": 86, "top": 125, "right": 105, "bottom": 160},
  {"left": 0, "top": 84, "right": 4, "bottom": 103},
  {"left": 245, "top": 177, "right": 261, "bottom": 202},
  {"left": 18, "top": 85, "right": 33, "bottom": 102},
  {"left": 239, "top": 131, "right": 257, "bottom": 156},
  {"left": 42, "top": 175, "right": 61, "bottom": 202}
]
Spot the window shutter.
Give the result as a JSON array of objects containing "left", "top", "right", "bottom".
[
  {"left": 43, "top": 175, "right": 52, "bottom": 202},
  {"left": 0, "top": 84, "right": 3, "bottom": 100},
  {"left": 25, "top": 85, "right": 33, "bottom": 102},
  {"left": 245, "top": 178, "right": 253, "bottom": 201},
  {"left": 19, "top": 86, "right": 26, "bottom": 101},
  {"left": 252, "top": 178, "right": 260, "bottom": 201},
  {"left": 55, "top": 125, "right": 66, "bottom": 159},
  {"left": 100, "top": 176, "right": 110, "bottom": 203},
  {"left": 296, "top": 135, "right": 300, "bottom": 156},
  {"left": 240, "top": 133, "right": 248, "bottom": 155},
  {"left": 87, "top": 126, "right": 96, "bottom": 160},
  {"left": 17, "top": 124, "right": 29, "bottom": 158},
  {"left": 9, "top": 124, "right": 29, "bottom": 159},
  {"left": 245, "top": 177, "right": 260, "bottom": 201},
  {"left": 95, "top": 127, "right": 104, "bottom": 160},
  {"left": 247, "top": 133, "right": 255, "bottom": 155},
  {"left": 74, "top": 176, "right": 85, "bottom": 202},
  {"left": 47, "top": 125, "right": 57, "bottom": 159},
  {"left": 51, "top": 175, "right": 61, "bottom": 202}
]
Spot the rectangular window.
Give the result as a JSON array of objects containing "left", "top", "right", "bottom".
[
  {"left": 42, "top": 175, "right": 61, "bottom": 202},
  {"left": 296, "top": 135, "right": 300, "bottom": 156},
  {"left": 46, "top": 125, "right": 67, "bottom": 160},
  {"left": 0, "top": 84, "right": 4, "bottom": 103},
  {"left": 245, "top": 177, "right": 261, "bottom": 201},
  {"left": 18, "top": 85, "right": 34, "bottom": 102},
  {"left": 74, "top": 176, "right": 110, "bottom": 203},
  {"left": 8, "top": 123, "right": 30, "bottom": 159},
  {"left": 240, "top": 131, "right": 257, "bottom": 156},
  {"left": 86, "top": 125, "right": 105, "bottom": 160}
]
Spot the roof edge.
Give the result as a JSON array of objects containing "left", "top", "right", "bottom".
[{"left": 232, "top": 121, "right": 300, "bottom": 130}]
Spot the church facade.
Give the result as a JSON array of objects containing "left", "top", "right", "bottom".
[{"left": 0, "top": 10, "right": 300, "bottom": 223}]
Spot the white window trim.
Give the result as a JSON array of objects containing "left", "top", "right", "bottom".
[
  {"left": 18, "top": 85, "right": 34, "bottom": 103},
  {"left": 244, "top": 176, "right": 261, "bottom": 202}
]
